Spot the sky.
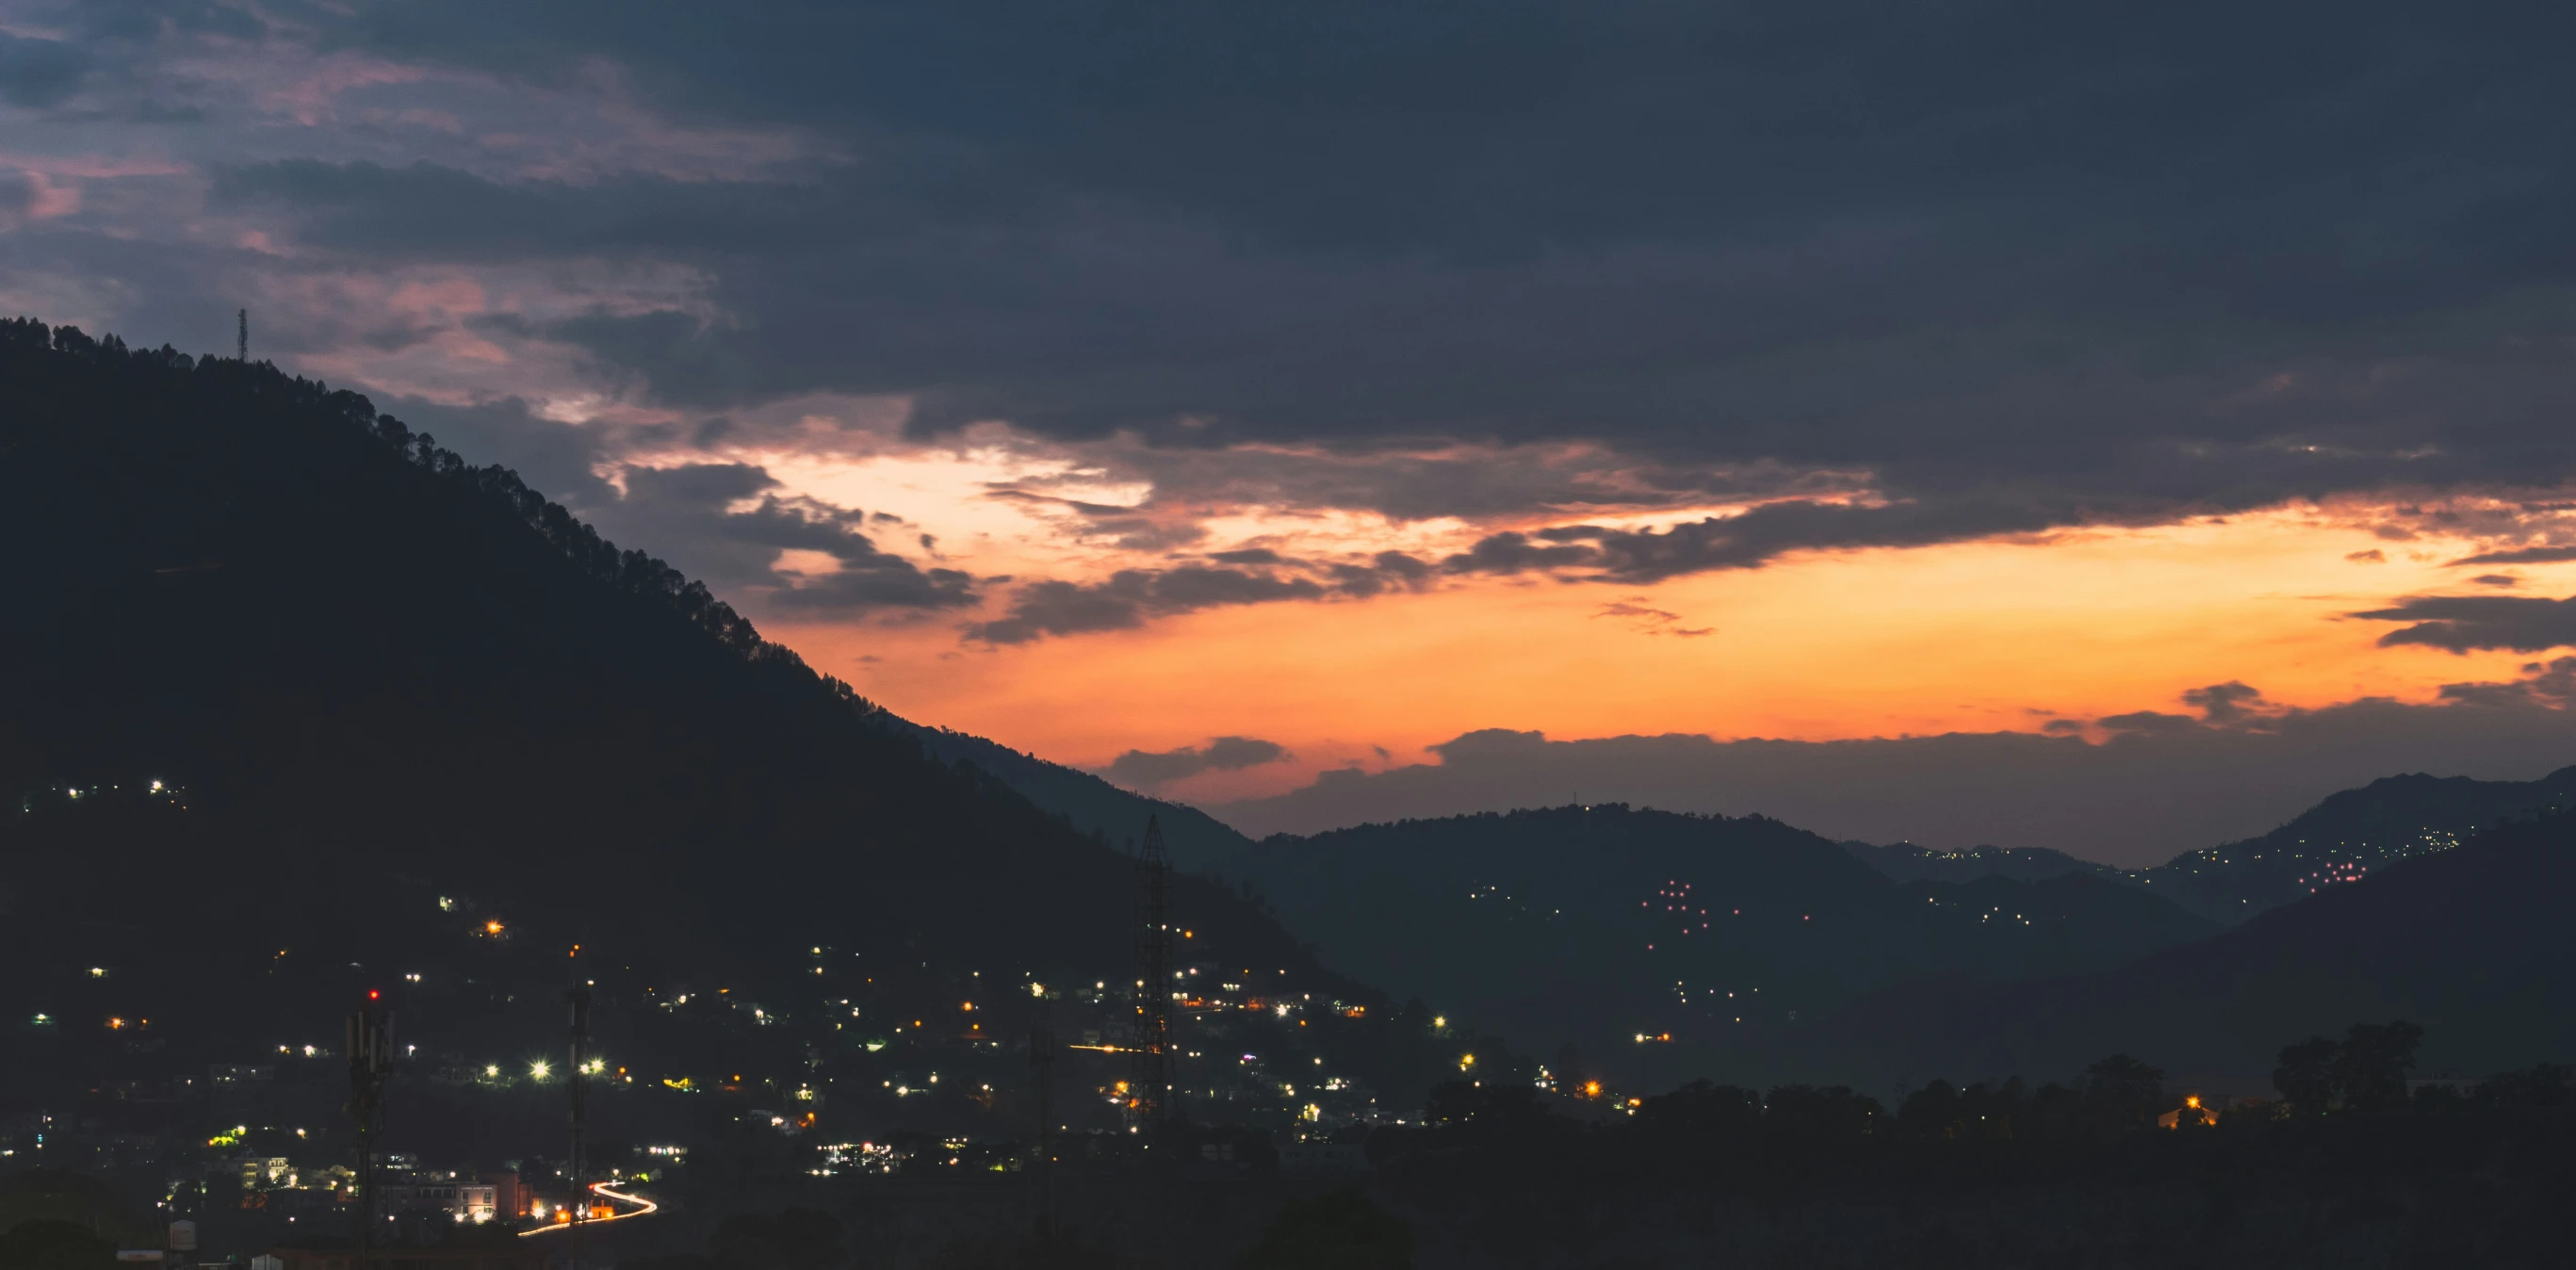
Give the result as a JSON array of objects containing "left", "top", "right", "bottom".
[{"left": 11, "top": 2, "right": 2576, "bottom": 864}]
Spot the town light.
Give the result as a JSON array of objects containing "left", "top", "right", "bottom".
[{"left": 530, "top": 1061, "right": 551, "bottom": 1079}]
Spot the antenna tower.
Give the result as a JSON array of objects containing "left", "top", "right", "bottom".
[
  {"left": 346, "top": 996, "right": 394, "bottom": 1270},
  {"left": 1131, "top": 815, "right": 1178, "bottom": 1128},
  {"left": 567, "top": 984, "right": 593, "bottom": 1266},
  {"left": 236, "top": 309, "right": 248, "bottom": 362},
  {"left": 1030, "top": 997, "right": 1057, "bottom": 1241}
]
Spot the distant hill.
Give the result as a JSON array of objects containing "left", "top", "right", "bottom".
[
  {"left": 1840, "top": 842, "right": 2116, "bottom": 886},
  {"left": 2120, "top": 768, "right": 2576, "bottom": 920},
  {"left": 881, "top": 684, "right": 2576, "bottom": 1089},
  {"left": 1230, "top": 805, "right": 2218, "bottom": 1063},
  {"left": 901, "top": 724, "right": 1256, "bottom": 876},
  {"left": 1791, "top": 809, "right": 2576, "bottom": 1090},
  {"left": 1834, "top": 770, "right": 2576, "bottom": 924},
  {"left": 0, "top": 321, "right": 1445, "bottom": 1131}
]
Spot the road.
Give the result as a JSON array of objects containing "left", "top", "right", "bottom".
[{"left": 517, "top": 1180, "right": 659, "bottom": 1237}]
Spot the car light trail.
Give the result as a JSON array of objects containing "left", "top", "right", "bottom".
[{"left": 519, "top": 1181, "right": 657, "bottom": 1236}]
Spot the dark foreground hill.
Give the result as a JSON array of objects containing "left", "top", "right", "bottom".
[
  {"left": 0, "top": 320, "right": 1421, "bottom": 1122},
  {"left": 1791, "top": 808, "right": 2576, "bottom": 1090}
]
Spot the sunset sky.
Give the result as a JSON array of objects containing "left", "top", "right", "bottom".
[{"left": 12, "top": 1, "right": 2576, "bottom": 862}]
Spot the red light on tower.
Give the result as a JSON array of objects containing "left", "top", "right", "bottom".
[{"left": 367, "top": 990, "right": 381, "bottom": 1001}]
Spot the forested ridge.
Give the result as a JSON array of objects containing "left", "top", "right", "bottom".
[{"left": 0, "top": 318, "right": 1392, "bottom": 1095}]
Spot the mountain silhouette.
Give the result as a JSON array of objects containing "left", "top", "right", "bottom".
[
  {"left": 902, "top": 723, "right": 1256, "bottom": 876},
  {"left": 0, "top": 320, "right": 1388, "bottom": 1110},
  {"left": 1839, "top": 841, "right": 2116, "bottom": 885},
  {"left": 2116, "top": 767, "right": 2576, "bottom": 920},
  {"left": 1225, "top": 805, "right": 2217, "bottom": 1059},
  {"left": 1790, "top": 807, "right": 2576, "bottom": 1090},
  {"left": 856, "top": 660, "right": 2576, "bottom": 1089}
]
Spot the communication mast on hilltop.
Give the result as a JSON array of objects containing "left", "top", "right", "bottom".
[
  {"left": 236, "top": 309, "right": 248, "bottom": 362},
  {"left": 1131, "top": 815, "right": 1178, "bottom": 1129}
]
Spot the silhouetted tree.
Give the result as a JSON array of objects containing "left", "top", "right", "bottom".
[
  {"left": 1232, "top": 1189, "right": 1411, "bottom": 1270},
  {"left": 1762, "top": 1084, "right": 1884, "bottom": 1139},
  {"left": 709, "top": 1208, "right": 845, "bottom": 1270},
  {"left": 2274, "top": 1036, "right": 2341, "bottom": 1117},
  {"left": 1551, "top": 1041, "right": 1590, "bottom": 1090},
  {"left": 2334, "top": 1020, "right": 2423, "bottom": 1114},
  {"left": 0, "top": 1219, "right": 116, "bottom": 1270},
  {"left": 2081, "top": 1053, "right": 2164, "bottom": 1132},
  {"left": 2477, "top": 1063, "right": 2574, "bottom": 1110},
  {"left": 1899, "top": 1080, "right": 1964, "bottom": 1140},
  {"left": 922, "top": 1220, "right": 1117, "bottom": 1270}
]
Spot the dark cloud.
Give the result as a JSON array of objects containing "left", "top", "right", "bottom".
[
  {"left": 2180, "top": 680, "right": 2266, "bottom": 723},
  {"left": 962, "top": 550, "right": 1448, "bottom": 643},
  {"left": 382, "top": 395, "right": 617, "bottom": 505},
  {"left": 211, "top": 160, "right": 939, "bottom": 262},
  {"left": 592, "top": 462, "right": 977, "bottom": 613},
  {"left": 1593, "top": 599, "right": 1713, "bottom": 638},
  {"left": 1101, "top": 735, "right": 1291, "bottom": 788},
  {"left": 159, "top": 0, "right": 2576, "bottom": 563},
  {"left": 2095, "top": 710, "right": 2203, "bottom": 737},
  {"left": 2450, "top": 545, "right": 2576, "bottom": 566},
  {"left": 2351, "top": 594, "right": 2576, "bottom": 653},
  {"left": 1435, "top": 493, "right": 2157, "bottom": 581},
  {"left": 1440, "top": 531, "right": 1596, "bottom": 576},
  {"left": 961, "top": 566, "right": 1324, "bottom": 644},
  {"left": 1210, "top": 677, "right": 2576, "bottom": 866},
  {"left": 1324, "top": 551, "right": 1435, "bottom": 599},
  {"left": 0, "top": 34, "right": 90, "bottom": 107},
  {"left": 2345, "top": 549, "right": 2387, "bottom": 563},
  {"left": 2472, "top": 574, "right": 2522, "bottom": 587},
  {"left": 2439, "top": 657, "right": 2576, "bottom": 707}
]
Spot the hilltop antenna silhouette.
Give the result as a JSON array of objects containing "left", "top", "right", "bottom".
[
  {"left": 236, "top": 309, "right": 247, "bottom": 362},
  {"left": 1131, "top": 814, "right": 1178, "bottom": 1130}
]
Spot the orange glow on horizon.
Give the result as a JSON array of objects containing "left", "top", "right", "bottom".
[{"left": 772, "top": 507, "right": 2551, "bottom": 802}]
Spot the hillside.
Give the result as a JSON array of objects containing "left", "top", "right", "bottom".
[
  {"left": 1232, "top": 805, "right": 2219, "bottom": 1069},
  {"left": 2121, "top": 768, "right": 2576, "bottom": 920},
  {"left": 0, "top": 320, "right": 1461, "bottom": 1162},
  {"left": 902, "top": 723, "right": 1256, "bottom": 876},
  {"left": 1836, "top": 770, "right": 2576, "bottom": 923},
  {"left": 1790, "top": 809, "right": 2576, "bottom": 1090},
  {"left": 1840, "top": 842, "right": 2114, "bottom": 886}
]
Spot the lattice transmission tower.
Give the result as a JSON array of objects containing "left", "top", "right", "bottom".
[{"left": 1131, "top": 815, "right": 1178, "bottom": 1127}]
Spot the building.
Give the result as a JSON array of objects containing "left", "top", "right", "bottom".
[
  {"left": 486, "top": 1173, "right": 522, "bottom": 1220},
  {"left": 377, "top": 1179, "right": 499, "bottom": 1223}
]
